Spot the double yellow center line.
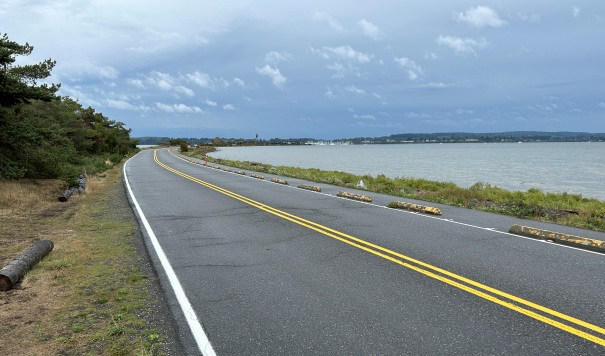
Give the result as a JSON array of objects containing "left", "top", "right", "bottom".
[{"left": 154, "top": 150, "right": 605, "bottom": 347}]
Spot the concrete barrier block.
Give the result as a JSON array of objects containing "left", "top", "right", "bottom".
[
  {"left": 337, "top": 191, "right": 372, "bottom": 202},
  {"left": 271, "top": 178, "right": 288, "bottom": 185},
  {"left": 389, "top": 201, "right": 443, "bottom": 215},
  {"left": 298, "top": 184, "right": 321, "bottom": 192},
  {"left": 509, "top": 224, "right": 605, "bottom": 253}
]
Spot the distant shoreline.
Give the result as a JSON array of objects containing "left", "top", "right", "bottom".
[{"left": 135, "top": 131, "right": 605, "bottom": 146}]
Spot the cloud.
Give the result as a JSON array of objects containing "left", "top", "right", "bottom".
[
  {"left": 406, "top": 112, "right": 433, "bottom": 119},
  {"left": 187, "top": 71, "right": 215, "bottom": 89},
  {"left": 311, "top": 11, "right": 343, "bottom": 31},
  {"left": 325, "top": 62, "right": 362, "bottom": 79},
  {"left": 144, "top": 71, "right": 173, "bottom": 90},
  {"left": 325, "top": 85, "right": 366, "bottom": 99},
  {"left": 455, "top": 6, "right": 507, "bottom": 28},
  {"left": 155, "top": 102, "right": 204, "bottom": 114},
  {"left": 61, "top": 62, "right": 119, "bottom": 82},
  {"left": 421, "top": 82, "right": 449, "bottom": 89},
  {"left": 345, "top": 85, "right": 365, "bottom": 95},
  {"left": 60, "top": 86, "right": 102, "bottom": 107},
  {"left": 358, "top": 19, "right": 382, "bottom": 40},
  {"left": 146, "top": 71, "right": 194, "bottom": 97},
  {"left": 394, "top": 57, "right": 424, "bottom": 80},
  {"left": 106, "top": 99, "right": 138, "bottom": 110},
  {"left": 204, "top": 99, "right": 217, "bottom": 106},
  {"left": 373, "top": 92, "right": 386, "bottom": 104},
  {"left": 265, "top": 51, "right": 293, "bottom": 64},
  {"left": 256, "top": 65, "right": 287, "bottom": 88},
  {"left": 598, "top": 101, "right": 605, "bottom": 108},
  {"left": 127, "top": 78, "right": 145, "bottom": 89},
  {"left": 233, "top": 78, "right": 245, "bottom": 87},
  {"left": 352, "top": 113, "right": 376, "bottom": 120},
  {"left": 436, "top": 35, "right": 489, "bottom": 55},
  {"left": 311, "top": 45, "right": 372, "bottom": 63},
  {"left": 325, "top": 88, "right": 336, "bottom": 99},
  {"left": 97, "top": 66, "right": 119, "bottom": 80},
  {"left": 175, "top": 85, "right": 195, "bottom": 97},
  {"left": 222, "top": 104, "right": 236, "bottom": 111},
  {"left": 572, "top": 6, "right": 580, "bottom": 18}
]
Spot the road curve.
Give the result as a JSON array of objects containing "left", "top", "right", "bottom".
[{"left": 124, "top": 148, "right": 605, "bottom": 355}]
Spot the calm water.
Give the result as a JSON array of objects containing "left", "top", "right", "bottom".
[{"left": 208, "top": 142, "right": 605, "bottom": 201}]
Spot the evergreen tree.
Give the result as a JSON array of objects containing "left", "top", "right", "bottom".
[
  {"left": 0, "top": 33, "right": 59, "bottom": 107},
  {"left": 0, "top": 33, "right": 136, "bottom": 182}
]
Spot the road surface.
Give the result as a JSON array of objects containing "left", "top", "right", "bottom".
[{"left": 123, "top": 148, "right": 605, "bottom": 355}]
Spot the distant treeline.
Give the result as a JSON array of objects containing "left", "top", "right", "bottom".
[
  {"left": 137, "top": 131, "right": 605, "bottom": 147},
  {"left": 0, "top": 33, "right": 137, "bottom": 184},
  {"left": 137, "top": 137, "right": 213, "bottom": 145},
  {"left": 378, "top": 131, "right": 605, "bottom": 144}
]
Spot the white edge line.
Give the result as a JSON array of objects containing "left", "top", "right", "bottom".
[
  {"left": 171, "top": 150, "right": 604, "bottom": 256},
  {"left": 123, "top": 153, "right": 216, "bottom": 356}
]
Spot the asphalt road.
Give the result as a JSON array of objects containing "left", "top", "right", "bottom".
[{"left": 124, "top": 148, "right": 605, "bottom": 355}]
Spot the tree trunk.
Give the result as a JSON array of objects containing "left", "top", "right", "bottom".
[{"left": 0, "top": 239, "right": 54, "bottom": 291}]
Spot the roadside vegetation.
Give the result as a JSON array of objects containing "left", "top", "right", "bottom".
[
  {"left": 0, "top": 164, "right": 169, "bottom": 355},
  {"left": 1, "top": 34, "right": 168, "bottom": 354},
  {"left": 187, "top": 146, "right": 605, "bottom": 232}
]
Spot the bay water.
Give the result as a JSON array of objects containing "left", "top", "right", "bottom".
[{"left": 208, "top": 142, "right": 605, "bottom": 201}]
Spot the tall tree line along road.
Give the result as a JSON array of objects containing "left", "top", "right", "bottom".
[{"left": 123, "top": 148, "right": 605, "bottom": 355}]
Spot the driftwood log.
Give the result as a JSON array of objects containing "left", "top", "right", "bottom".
[
  {"left": 0, "top": 240, "right": 54, "bottom": 291},
  {"left": 59, "top": 174, "right": 87, "bottom": 202}
]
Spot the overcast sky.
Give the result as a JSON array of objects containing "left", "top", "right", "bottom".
[{"left": 2, "top": 1, "right": 604, "bottom": 139}]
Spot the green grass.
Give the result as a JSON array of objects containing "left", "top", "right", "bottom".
[{"left": 186, "top": 146, "right": 605, "bottom": 232}]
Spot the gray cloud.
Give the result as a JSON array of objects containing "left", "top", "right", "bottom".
[{"left": 4, "top": 0, "right": 602, "bottom": 138}]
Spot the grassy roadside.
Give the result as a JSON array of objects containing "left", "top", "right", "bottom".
[
  {"left": 186, "top": 146, "right": 605, "bottom": 232},
  {"left": 0, "top": 162, "right": 172, "bottom": 355}
]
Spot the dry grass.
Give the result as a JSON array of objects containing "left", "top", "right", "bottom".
[
  {"left": 0, "top": 179, "right": 61, "bottom": 209},
  {"left": 0, "top": 169, "right": 166, "bottom": 355},
  {"left": 0, "top": 179, "right": 66, "bottom": 267}
]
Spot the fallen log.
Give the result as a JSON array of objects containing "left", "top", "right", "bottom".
[
  {"left": 58, "top": 186, "right": 79, "bottom": 202},
  {"left": 59, "top": 174, "right": 87, "bottom": 202},
  {"left": 0, "top": 240, "right": 54, "bottom": 291}
]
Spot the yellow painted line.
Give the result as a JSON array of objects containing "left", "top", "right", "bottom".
[{"left": 153, "top": 150, "right": 605, "bottom": 346}]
